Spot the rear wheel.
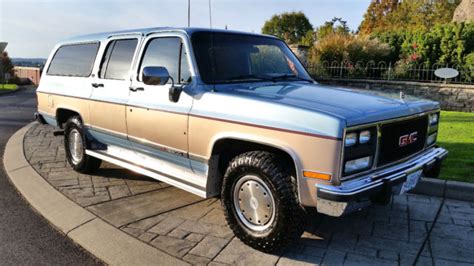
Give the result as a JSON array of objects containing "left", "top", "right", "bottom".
[
  {"left": 64, "top": 116, "right": 101, "bottom": 173},
  {"left": 221, "top": 151, "right": 305, "bottom": 252}
]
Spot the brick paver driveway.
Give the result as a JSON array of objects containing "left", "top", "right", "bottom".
[{"left": 25, "top": 124, "right": 474, "bottom": 265}]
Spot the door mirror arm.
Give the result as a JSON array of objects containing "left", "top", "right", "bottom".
[{"left": 168, "top": 76, "right": 183, "bottom": 103}]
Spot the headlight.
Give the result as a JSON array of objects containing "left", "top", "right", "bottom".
[
  {"left": 359, "top": 130, "right": 371, "bottom": 144},
  {"left": 429, "top": 113, "right": 439, "bottom": 125},
  {"left": 427, "top": 112, "right": 440, "bottom": 141},
  {"left": 427, "top": 132, "right": 437, "bottom": 146},
  {"left": 345, "top": 156, "right": 372, "bottom": 174},
  {"left": 345, "top": 132, "right": 358, "bottom": 147},
  {"left": 342, "top": 127, "right": 377, "bottom": 176}
]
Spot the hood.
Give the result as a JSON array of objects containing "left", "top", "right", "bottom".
[{"left": 215, "top": 82, "right": 439, "bottom": 127}]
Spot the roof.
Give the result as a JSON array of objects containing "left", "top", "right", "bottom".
[{"left": 60, "top": 27, "right": 277, "bottom": 44}]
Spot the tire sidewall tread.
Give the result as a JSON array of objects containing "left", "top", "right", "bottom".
[{"left": 221, "top": 151, "right": 305, "bottom": 252}]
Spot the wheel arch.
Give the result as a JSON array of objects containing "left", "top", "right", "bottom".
[
  {"left": 206, "top": 134, "right": 302, "bottom": 198},
  {"left": 56, "top": 108, "right": 82, "bottom": 129}
]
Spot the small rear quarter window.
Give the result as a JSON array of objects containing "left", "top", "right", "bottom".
[{"left": 47, "top": 42, "right": 100, "bottom": 77}]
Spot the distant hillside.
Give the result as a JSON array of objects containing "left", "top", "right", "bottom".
[{"left": 12, "top": 58, "right": 47, "bottom": 68}]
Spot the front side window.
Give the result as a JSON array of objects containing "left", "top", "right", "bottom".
[
  {"left": 140, "top": 37, "right": 191, "bottom": 84},
  {"left": 191, "top": 32, "right": 311, "bottom": 84},
  {"left": 100, "top": 39, "right": 138, "bottom": 80},
  {"left": 47, "top": 43, "right": 99, "bottom": 77}
]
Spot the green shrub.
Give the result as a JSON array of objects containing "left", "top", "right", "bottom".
[
  {"left": 309, "top": 33, "right": 391, "bottom": 64},
  {"left": 309, "top": 33, "right": 350, "bottom": 64},
  {"left": 373, "top": 22, "right": 474, "bottom": 67},
  {"left": 462, "top": 52, "right": 474, "bottom": 82},
  {"left": 346, "top": 36, "right": 391, "bottom": 63}
]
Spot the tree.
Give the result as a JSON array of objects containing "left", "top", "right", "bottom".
[
  {"left": 359, "top": 0, "right": 399, "bottom": 35},
  {"left": 1, "top": 51, "right": 15, "bottom": 83},
  {"left": 359, "top": 0, "right": 461, "bottom": 34},
  {"left": 316, "top": 17, "right": 350, "bottom": 40},
  {"left": 261, "top": 12, "right": 313, "bottom": 44},
  {"left": 300, "top": 30, "right": 316, "bottom": 46}
]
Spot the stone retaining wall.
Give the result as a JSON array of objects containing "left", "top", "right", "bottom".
[{"left": 317, "top": 78, "right": 474, "bottom": 112}]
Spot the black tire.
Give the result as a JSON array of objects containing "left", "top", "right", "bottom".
[
  {"left": 423, "top": 161, "right": 442, "bottom": 178},
  {"left": 221, "top": 151, "right": 305, "bottom": 252},
  {"left": 64, "top": 116, "right": 101, "bottom": 173}
]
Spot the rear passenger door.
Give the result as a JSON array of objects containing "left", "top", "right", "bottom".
[
  {"left": 126, "top": 33, "right": 194, "bottom": 170},
  {"left": 88, "top": 36, "right": 141, "bottom": 147}
]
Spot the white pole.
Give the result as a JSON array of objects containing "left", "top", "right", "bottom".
[
  {"left": 187, "top": 0, "right": 191, "bottom": 27},
  {"left": 209, "top": 0, "right": 212, "bottom": 29}
]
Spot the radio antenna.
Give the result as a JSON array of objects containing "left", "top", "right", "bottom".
[
  {"left": 187, "top": 0, "right": 191, "bottom": 27},
  {"left": 209, "top": 0, "right": 212, "bottom": 28}
]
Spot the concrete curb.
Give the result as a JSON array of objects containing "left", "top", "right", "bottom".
[
  {"left": 413, "top": 178, "right": 474, "bottom": 202},
  {"left": 3, "top": 123, "right": 187, "bottom": 265}
]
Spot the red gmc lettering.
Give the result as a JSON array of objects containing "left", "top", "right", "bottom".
[{"left": 399, "top": 131, "right": 418, "bottom": 147}]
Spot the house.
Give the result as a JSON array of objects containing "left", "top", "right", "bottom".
[{"left": 13, "top": 66, "right": 41, "bottom": 85}]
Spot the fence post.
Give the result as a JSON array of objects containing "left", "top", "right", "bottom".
[
  {"left": 340, "top": 61, "right": 343, "bottom": 78},
  {"left": 387, "top": 62, "right": 392, "bottom": 81}
]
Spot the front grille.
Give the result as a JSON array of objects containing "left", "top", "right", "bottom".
[{"left": 378, "top": 116, "right": 428, "bottom": 166}]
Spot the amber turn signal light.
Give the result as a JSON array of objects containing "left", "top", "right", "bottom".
[{"left": 303, "top": 171, "right": 331, "bottom": 181}]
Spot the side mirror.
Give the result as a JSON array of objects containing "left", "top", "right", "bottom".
[
  {"left": 141, "top": 66, "right": 183, "bottom": 103},
  {"left": 142, "top": 66, "right": 170, "bottom": 86}
]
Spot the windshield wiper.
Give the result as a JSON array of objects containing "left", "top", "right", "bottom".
[
  {"left": 224, "top": 74, "right": 274, "bottom": 82},
  {"left": 215, "top": 74, "right": 313, "bottom": 84},
  {"left": 270, "top": 74, "right": 314, "bottom": 83}
]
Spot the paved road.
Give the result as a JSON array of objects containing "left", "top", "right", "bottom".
[{"left": 0, "top": 87, "right": 98, "bottom": 264}]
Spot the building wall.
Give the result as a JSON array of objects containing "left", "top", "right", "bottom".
[
  {"left": 13, "top": 66, "right": 41, "bottom": 85},
  {"left": 289, "top": 45, "right": 309, "bottom": 66},
  {"left": 317, "top": 78, "right": 474, "bottom": 112}
]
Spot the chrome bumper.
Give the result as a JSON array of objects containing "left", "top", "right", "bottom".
[{"left": 315, "top": 147, "right": 448, "bottom": 217}]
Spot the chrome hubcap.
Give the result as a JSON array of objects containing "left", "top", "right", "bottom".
[
  {"left": 68, "top": 129, "right": 83, "bottom": 164},
  {"left": 233, "top": 175, "right": 275, "bottom": 232}
]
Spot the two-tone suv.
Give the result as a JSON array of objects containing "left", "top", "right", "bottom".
[{"left": 36, "top": 27, "right": 447, "bottom": 251}]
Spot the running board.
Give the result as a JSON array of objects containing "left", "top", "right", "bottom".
[{"left": 85, "top": 149, "right": 208, "bottom": 198}]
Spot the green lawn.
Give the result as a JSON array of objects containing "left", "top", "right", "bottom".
[
  {"left": 0, "top": 84, "right": 18, "bottom": 93},
  {"left": 438, "top": 111, "right": 474, "bottom": 182}
]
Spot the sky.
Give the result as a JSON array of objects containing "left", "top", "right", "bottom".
[{"left": 0, "top": 0, "right": 370, "bottom": 58}]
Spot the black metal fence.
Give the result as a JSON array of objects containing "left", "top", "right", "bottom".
[{"left": 306, "top": 60, "right": 474, "bottom": 85}]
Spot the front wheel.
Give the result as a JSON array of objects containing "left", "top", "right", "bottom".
[{"left": 221, "top": 151, "right": 305, "bottom": 252}]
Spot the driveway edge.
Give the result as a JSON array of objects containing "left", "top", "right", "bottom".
[{"left": 3, "top": 123, "right": 187, "bottom": 265}]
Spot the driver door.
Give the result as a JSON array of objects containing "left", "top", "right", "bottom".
[{"left": 126, "top": 33, "right": 194, "bottom": 171}]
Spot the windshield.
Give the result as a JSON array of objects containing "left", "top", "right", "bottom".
[{"left": 191, "top": 32, "right": 312, "bottom": 84}]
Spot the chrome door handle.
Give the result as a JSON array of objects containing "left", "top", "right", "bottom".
[
  {"left": 129, "top": 87, "right": 144, "bottom": 92},
  {"left": 91, "top": 83, "right": 104, "bottom": 88}
]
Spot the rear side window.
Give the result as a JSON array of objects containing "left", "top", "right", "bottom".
[
  {"left": 47, "top": 43, "right": 99, "bottom": 77},
  {"left": 100, "top": 39, "right": 138, "bottom": 80},
  {"left": 140, "top": 37, "right": 191, "bottom": 84}
]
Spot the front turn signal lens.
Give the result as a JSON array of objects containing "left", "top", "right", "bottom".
[{"left": 303, "top": 171, "right": 331, "bottom": 181}]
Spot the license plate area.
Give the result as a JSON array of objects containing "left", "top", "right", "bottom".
[{"left": 400, "top": 170, "right": 422, "bottom": 194}]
